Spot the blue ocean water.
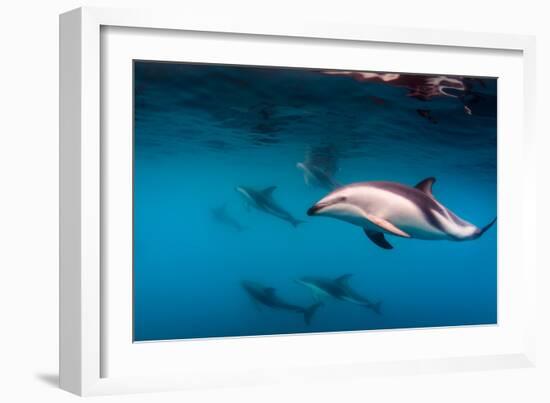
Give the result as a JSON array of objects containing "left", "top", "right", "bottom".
[{"left": 133, "top": 61, "right": 497, "bottom": 342}]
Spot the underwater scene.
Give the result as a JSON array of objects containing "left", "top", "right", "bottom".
[{"left": 133, "top": 61, "right": 497, "bottom": 342}]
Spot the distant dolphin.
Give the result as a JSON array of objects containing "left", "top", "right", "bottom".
[
  {"left": 241, "top": 280, "right": 322, "bottom": 324},
  {"left": 296, "top": 274, "right": 381, "bottom": 314},
  {"left": 298, "top": 145, "right": 340, "bottom": 190},
  {"left": 235, "top": 186, "right": 305, "bottom": 227},
  {"left": 307, "top": 177, "right": 496, "bottom": 249},
  {"left": 296, "top": 162, "right": 340, "bottom": 190},
  {"left": 210, "top": 205, "right": 245, "bottom": 231}
]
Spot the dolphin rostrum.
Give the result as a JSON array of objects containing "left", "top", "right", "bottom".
[
  {"left": 296, "top": 162, "right": 340, "bottom": 190},
  {"left": 295, "top": 274, "right": 381, "bottom": 314},
  {"left": 241, "top": 280, "right": 322, "bottom": 324},
  {"left": 235, "top": 186, "right": 305, "bottom": 227},
  {"left": 210, "top": 204, "right": 245, "bottom": 232},
  {"left": 307, "top": 177, "right": 496, "bottom": 249}
]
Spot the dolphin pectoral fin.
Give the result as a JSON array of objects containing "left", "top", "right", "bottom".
[
  {"left": 368, "top": 301, "right": 382, "bottom": 315},
  {"left": 303, "top": 302, "right": 323, "bottom": 325},
  {"left": 303, "top": 173, "right": 310, "bottom": 186},
  {"left": 364, "top": 214, "right": 411, "bottom": 238},
  {"left": 364, "top": 229, "right": 393, "bottom": 249},
  {"left": 415, "top": 177, "right": 436, "bottom": 197},
  {"left": 246, "top": 294, "right": 263, "bottom": 312}
]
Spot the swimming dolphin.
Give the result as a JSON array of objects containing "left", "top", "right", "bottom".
[
  {"left": 296, "top": 162, "right": 340, "bottom": 190},
  {"left": 210, "top": 204, "right": 245, "bottom": 231},
  {"left": 307, "top": 177, "right": 496, "bottom": 249},
  {"left": 297, "top": 145, "right": 340, "bottom": 190},
  {"left": 235, "top": 186, "right": 305, "bottom": 227},
  {"left": 295, "top": 274, "right": 381, "bottom": 314},
  {"left": 241, "top": 280, "right": 322, "bottom": 324}
]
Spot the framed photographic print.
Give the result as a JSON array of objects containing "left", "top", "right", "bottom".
[{"left": 60, "top": 7, "right": 538, "bottom": 396}]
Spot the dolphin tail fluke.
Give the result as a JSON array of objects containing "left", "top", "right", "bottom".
[
  {"left": 368, "top": 301, "right": 382, "bottom": 315},
  {"left": 291, "top": 219, "right": 306, "bottom": 228},
  {"left": 303, "top": 302, "right": 323, "bottom": 325},
  {"left": 475, "top": 217, "right": 497, "bottom": 239}
]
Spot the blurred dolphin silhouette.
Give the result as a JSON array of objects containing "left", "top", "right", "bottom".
[
  {"left": 210, "top": 205, "right": 245, "bottom": 232},
  {"left": 297, "top": 145, "right": 340, "bottom": 190},
  {"left": 241, "top": 280, "right": 322, "bottom": 324},
  {"left": 235, "top": 186, "right": 305, "bottom": 227},
  {"left": 296, "top": 274, "right": 381, "bottom": 314},
  {"left": 296, "top": 162, "right": 340, "bottom": 190}
]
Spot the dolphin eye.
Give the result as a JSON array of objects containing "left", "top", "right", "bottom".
[{"left": 338, "top": 196, "right": 347, "bottom": 202}]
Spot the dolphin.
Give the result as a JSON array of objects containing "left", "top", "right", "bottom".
[
  {"left": 296, "top": 162, "right": 340, "bottom": 190},
  {"left": 210, "top": 204, "right": 245, "bottom": 231},
  {"left": 241, "top": 280, "right": 322, "bottom": 324},
  {"left": 295, "top": 274, "right": 381, "bottom": 314},
  {"left": 307, "top": 177, "right": 496, "bottom": 249},
  {"left": 235, "top": 186, "right": 305, "bottom": 227},
  {"left": 297, "top": 145, "right": 340, "bottom": 190}
]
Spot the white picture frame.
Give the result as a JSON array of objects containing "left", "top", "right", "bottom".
[{"left": 59, "top": 6, "right": 538, "bottom": 396}]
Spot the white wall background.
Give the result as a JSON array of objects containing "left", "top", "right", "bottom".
[{"left": 0, "top": 0, "right": 548, "bottom": 402}]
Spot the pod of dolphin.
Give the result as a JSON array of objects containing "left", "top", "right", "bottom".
[{"left": 211, "top": 155, "right": 496, "bottom": 325}]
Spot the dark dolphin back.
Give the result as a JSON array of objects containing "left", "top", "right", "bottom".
[{"left": 247, "top": 187, "right": 276, "bottom": 209}]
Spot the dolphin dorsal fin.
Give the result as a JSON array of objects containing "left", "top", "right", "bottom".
[
  {"left": 415, "top": 177, "right": 436, "bottom": 198},
  {"left": 262, "top": 186, "right": 277, "bottom": 196},
  {"left": 335, "top": 274, "right": 353, "bottom": 285}
]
